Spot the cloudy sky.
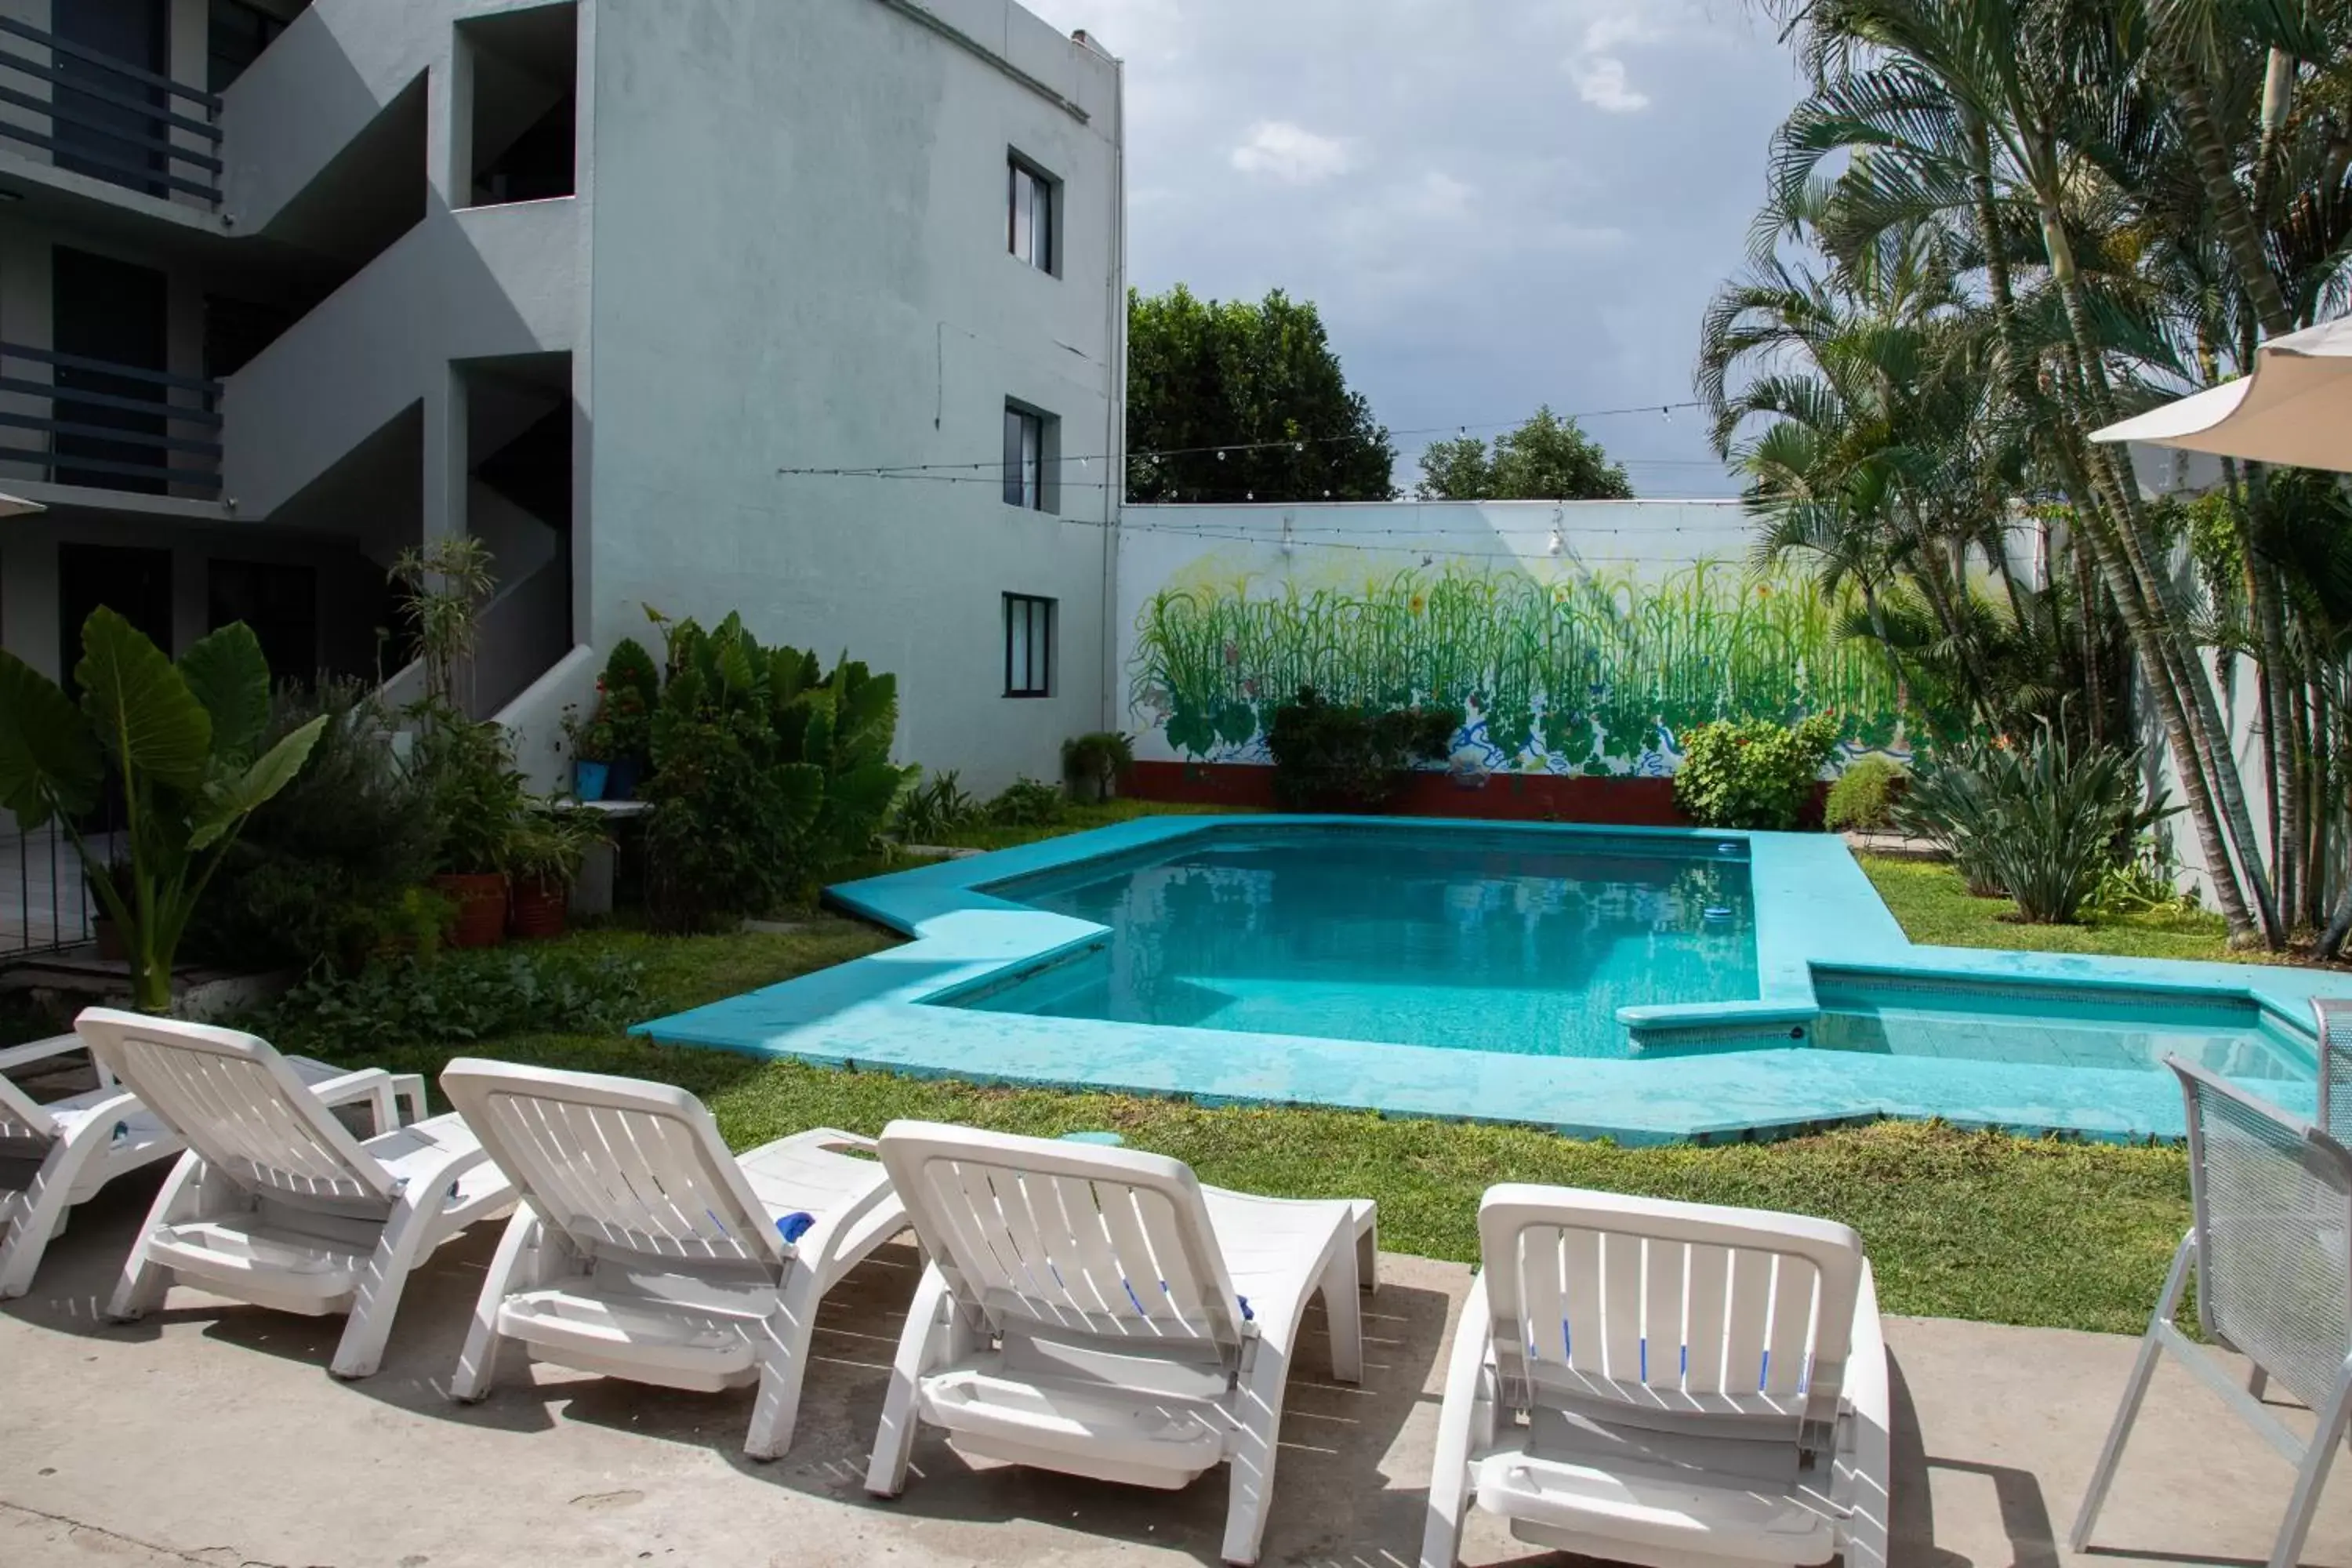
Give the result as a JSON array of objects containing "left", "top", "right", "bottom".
[{"left": 1018, "top": 0, "right": 1808, "bottom": 497}]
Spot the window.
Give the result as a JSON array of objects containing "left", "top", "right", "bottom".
[
  {"left": 1007, "top": 155, "right": 1054, "bottom": 272},
  {"left": 1003, "top": 404, "right": 1045, "bottom": 510},
  {"left": 1004, "top": 593, "right": 1054, "bottom": 698},
  {"left": 209, "top": 559, "right": 317, "bottom": 682}
]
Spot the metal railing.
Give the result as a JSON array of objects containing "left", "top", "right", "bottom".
[
  {"left": 0, "top": 340, "right": 224, "bottom": 496},
  {"left": 0, "top": 14, "right": 222, "bottom": 206},
  {"left": 2, "top": 823, "right": 92, "bottom": 960}
]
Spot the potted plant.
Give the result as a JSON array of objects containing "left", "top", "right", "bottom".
[
  {"left": 412, "top": 708, "right": 529, "bottom": 948},
  {"left": 1061, "top": 731, "right": 1134, "bottom": 805},
  {"left": 505, "top": 807, "right": 604, "bottom": 940},
  {"left": 562, "top": 699, "right": 614, "bottom": 801},
  {"left": 85, "top": 856, "right": 134, "bottom": 961}
]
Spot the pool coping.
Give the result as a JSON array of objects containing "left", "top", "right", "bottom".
[{"left": 633, "top": 815, "right": 2352, "bottom": 1142}]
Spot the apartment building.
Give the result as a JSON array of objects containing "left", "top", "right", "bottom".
[{"left": 0, "top": 0, "right": 1125, "bottom": 789}]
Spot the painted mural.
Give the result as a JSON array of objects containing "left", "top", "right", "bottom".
[{"left": 1125, "top": 555, "right": 1908, "bottom": 777}]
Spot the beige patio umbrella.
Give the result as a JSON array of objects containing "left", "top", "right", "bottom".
[
  {"left": 0, "top": 492, "right": 44, "bottom": 517},
  {"left": 2092, "top": 315, "right": 2352, "bottom": 472}
]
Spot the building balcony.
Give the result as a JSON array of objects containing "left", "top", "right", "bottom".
[
  {"left": 0, "top": 15, "right": 223, "bottom": 209},
  {"left": 0, "top": 341, "right": 223, "bottom": 501}
]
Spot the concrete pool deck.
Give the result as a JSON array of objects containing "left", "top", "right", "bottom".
[
  {"left": 5, "top": 1170, "right": 2349, "bottom": 1567},
  {"left": 636, "top": 816, "right": 2352, "bottom": 1142}
]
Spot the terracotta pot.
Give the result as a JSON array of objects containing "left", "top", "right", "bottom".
[
  {"left": 508, "top": 876, "right": 568, "bottom": 941},
  {"left": 430, "top": 873, "right": 510, "bottom": 949}
]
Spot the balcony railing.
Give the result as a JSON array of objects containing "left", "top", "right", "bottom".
[
  {"left": 0, "top": 341, "right": 223, "bottom": 498},
  {"left": 0, "top": 16, "right": 222, "bottom": 206}
]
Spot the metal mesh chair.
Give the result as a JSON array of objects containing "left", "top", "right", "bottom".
[
  {"left": 2070, "top": 1057, "right": 2352, "bottom": 1568},
  {"left": 2313, "top": 998, "right": 2352, "bottom": 1149}
]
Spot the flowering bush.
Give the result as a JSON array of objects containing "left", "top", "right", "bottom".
[{"left": 1672, "top": 714, "right": 1842, "bottom": 830}]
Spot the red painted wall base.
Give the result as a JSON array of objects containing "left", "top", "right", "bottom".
[{"left": 1126, "top": 760, "right": 1693, "bottom": 826}]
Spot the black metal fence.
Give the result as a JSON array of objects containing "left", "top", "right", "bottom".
[
  {"left": 0, "top": 341, "right": 224, "bottom": 496},
  {"left": 2, "top": 822, "right": 92, "bottom": 960},
  {"left": 0, "top": 14, "right": 223, "bottom": 206}
]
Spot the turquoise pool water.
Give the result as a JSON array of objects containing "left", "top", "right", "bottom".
[
  {"left": 956, "top": 826, "right": 1759, "bottom": 1057},
  {"left": 1808, "top": 974, "right": 2310, "bottom": 1081}
]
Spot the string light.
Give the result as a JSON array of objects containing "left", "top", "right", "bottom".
[{"left": 773, "top": 399, "right": 1709, "bottom": 478}]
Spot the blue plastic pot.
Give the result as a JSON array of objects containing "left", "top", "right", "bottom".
[{"left": 574, "top": 760, "right": 610, "bottom": 801}]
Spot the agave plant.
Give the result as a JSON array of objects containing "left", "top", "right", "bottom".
[
  {"left": 0, "top": 610, "right": 326, "bottom": 1010},
  {"left": 1899, "top": 726, "right": 2172, "bottom": 924}
]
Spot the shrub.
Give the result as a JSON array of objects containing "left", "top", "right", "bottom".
[
  {"left": 601, "top": 638, "right": 661, "bottom": 763},
  {"left": 1061, "top": 731, "right": 1135, "bottom": 803},
  {"left": 1672, "top": 714, "right": 1842, "bottom": 830},
  {"left": 1824, "top": 755, "right": 1907, "bottom": 833},
  {"left": 409, "top": 702, "right": 532, "bottom": 876},
  {"left": 1896, "top": 727, "right": 2170, "bottom": 923},
  {"left": 988, "top": 777, "right": 1069, "bottom": 826},
  {"left": 249, "top": 946, "right": 648, "bottom": 1054},
  {"left": 1265, "top": 687, "right": 1456, "bottom": 811},
  {"left": 187, "top": 680, "right": 442, "bottom": 973},
  {"left": 640, "top": 611, "right": 913, "bottom": 930},
  {"left": 895, "top": 769, "right": 984, "bottom": 840}
]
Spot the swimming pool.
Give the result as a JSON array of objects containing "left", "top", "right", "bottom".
[
  {"left": 957, "top": 826, "right": 1758, "bottom": 1057},
  {"left": 634, "top": 815, "right": 2351, "bottom": 1142}
]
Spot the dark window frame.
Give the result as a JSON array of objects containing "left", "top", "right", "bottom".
[
  {"left": 1007, "top": 152, "right": 1057, "bottom": 274},
  {"left": 1003, "top": 402, "right": 1047, "bottom": 510},
  {"left": 1004, "top": 593, "right": 1054, "bottom": 699}
]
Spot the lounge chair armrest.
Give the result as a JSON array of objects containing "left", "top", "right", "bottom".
[
  {"left": 793, "top": 1172, "right": 906, "bottom": 1278},
  {"left": 309, "top": 1068, "right": 405, "bottom": 1135},
  {"left": 0, "top": 1033, "right": 96, "bottom": 1077}
]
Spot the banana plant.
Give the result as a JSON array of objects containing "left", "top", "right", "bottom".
[{"left": 0, "top": 608, "right": 327, "bottom": 1011}]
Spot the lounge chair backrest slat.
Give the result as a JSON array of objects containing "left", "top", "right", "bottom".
[
  {"left": 1479, "top": 1185, "right": 1863, "bottom": 1432},
  {"left": 441, "top": 1059, "right": 785, "bottom": 1267},
  {"left": 75, "top": 1009, "right": 392, "bottom": 1211},
  {"left": 878, "top": 1120, "right": 1247, "bottom": 1352},
  {"left": 2172, "top": 1058, "right": 2352, "bottom": 1413},
  {"left": 1682, "top": 1243, "right": 1733, "bottom": 1393}
]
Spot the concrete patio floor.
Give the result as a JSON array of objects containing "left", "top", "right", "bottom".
[{"left": 5, "top": 1172, "right": 2348, "bottom": 1568}]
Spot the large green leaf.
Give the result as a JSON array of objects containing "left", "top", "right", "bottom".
[
  {"left": 831, "top": 670, "right": 898, "bottom": 766},
  {"left": 771, "top": 761, "right": 826, "bottom": 840},
  {"left": 76, "top": 607, "right": 211, "bottom": 792},
  {"left": 188, "top": 714, "right": 328, "bottom": 850},
  {"left": 177, "top": 622, "right": 272, "bottom": 764},
  {"left": 0, "top": 648, "right": 102, "bottom": 824}
]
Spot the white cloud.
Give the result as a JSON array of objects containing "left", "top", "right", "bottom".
[
  {"left": 1229, "top": 120, "right": 1356, "bottom": 184},
  {"left": 1568, "top": 54, "right": 1650, "bottom": 112}
]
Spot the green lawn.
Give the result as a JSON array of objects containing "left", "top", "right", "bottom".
[
  {"left": 5, "top": 812, "right": 2216, "bottom": 1338},
  {"left": 927, "top": 797, "right": 1252, "bottom": 851},
  {"left": 227, "top": 915, "right": 2185, "bottom": 1337},
  {"left": 1858, "top": 853, "right": 2257, "bottom": 964}
]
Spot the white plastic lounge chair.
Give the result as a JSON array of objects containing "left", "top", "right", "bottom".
[
  {"left": 862, "top": 1120, "right": 1375, "bottom": 1567},
  {"left": 1420, "top": 1184, "right": 1889, "bottom": 1568},
  {"left": 1, "top": 1029, "right": 421, "bottom": 1300},
  {"left": 2071, "top": 1057, "right": 2352, "bottom": 1568},
  {"left": 437, "top": 1058, "right": 908, "bottom": 1458},
  {"left": 74, "top": 1007, "right": 513, "bottom": 1378}
]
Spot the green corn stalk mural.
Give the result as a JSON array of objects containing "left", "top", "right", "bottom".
[{"left": 1127, "top": 557, "right": 1908, "bottom": 774}]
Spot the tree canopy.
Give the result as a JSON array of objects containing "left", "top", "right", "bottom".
[
  {"left": 1702, "top": 0, "right": 2352, "bottom": 953},
  {"left": 1126, "top": 285, "right": 1396, "bottom": 503},
  {"left": 1415, "top": 407, "right": 1634, "bottom": 500}
]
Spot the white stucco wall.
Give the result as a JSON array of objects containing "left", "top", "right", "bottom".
[{"left": 582, "top": 0, "right": 1123, "bottom": 792}]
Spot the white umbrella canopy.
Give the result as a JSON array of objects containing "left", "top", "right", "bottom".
[{"left": 2092, "top": 315, "right": 2352, "bottom": 472}]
